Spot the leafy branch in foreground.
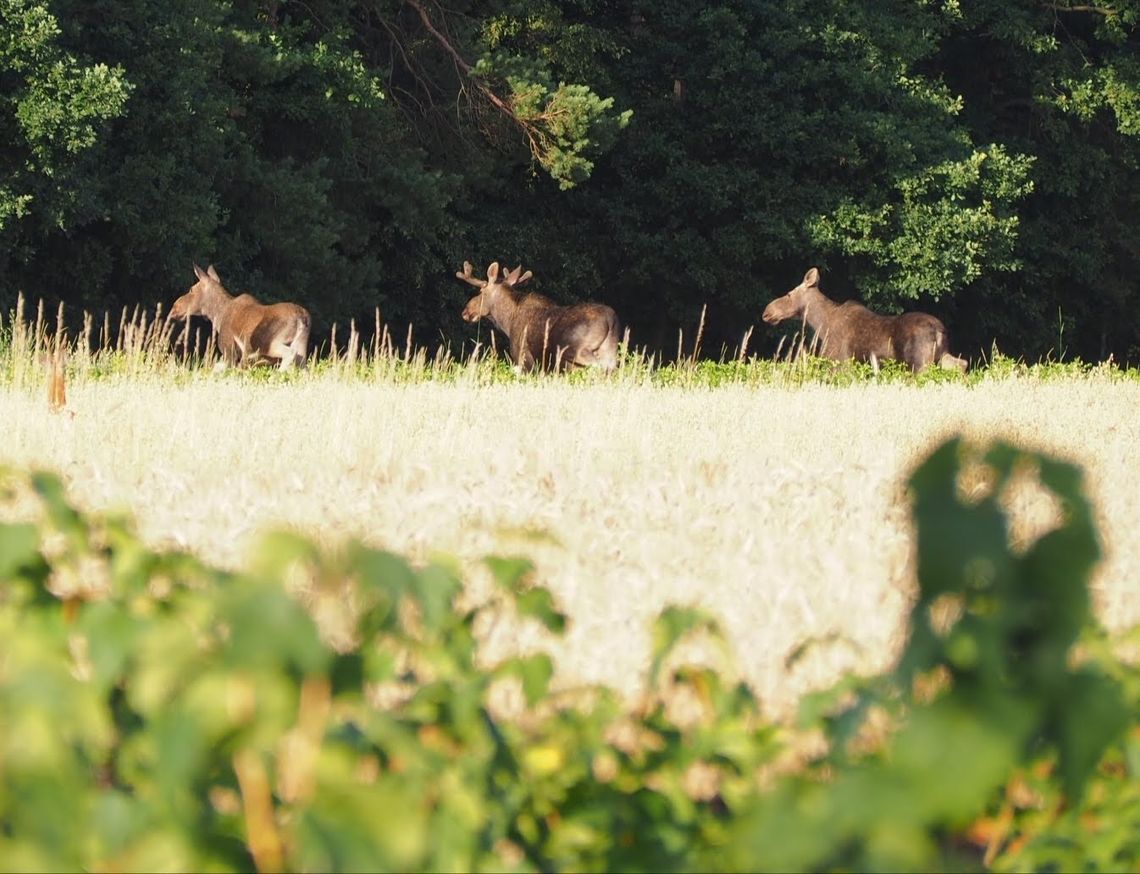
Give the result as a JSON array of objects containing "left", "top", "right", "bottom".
[
  {"left": 0, "top": 435, "right": 1137, "bottom": 871},
  {"left": 714, "top": 437, "right": 1139, "bottom": 871}
]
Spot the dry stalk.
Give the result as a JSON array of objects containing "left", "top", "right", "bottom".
[
  {"left": 738, "top": 325, "right": 754, "bottom": 363},
  {"left": 47, "top": 341, "right": 67, "bottom": 413},
  {"left": 233, "top": 748, "right": 285, "bottom": 874},
  {"left": 691, "top": 304, "right": 707, "bottom": 364}
]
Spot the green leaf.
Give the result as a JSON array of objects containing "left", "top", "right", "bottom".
[
  {"left": 296, "top": 750, "right": 430, "bottom": 871},
  {"left": 219, "top": 580, "right": 330, "bottom": 675},
  {"left": 484, "top": 555, "right": 535, "bottom": 592},
  {"left": 1055, "top": 669, "right": 1130, "bottom": 800},
  {"left": 412, "top": 563, "right": 462, "bottom": 634},
  {"left": 248, "top": 529, "right": 321, "bottom": 579},
  {"left": 499, "top": 653, "right": 554, "bottom": 706},
  {"left": 0, "top": 522, "right": 39, "bottom": 579},
  {"left": 78, "top": 600, "right": 141, "bottom": 690},
  {"left": 890, "top": 698, "right": 1032, "bottom": 823},
  {"left": 514, "top": 586, "right": 567, "bottom": 635},
  {"left": 650, "top": 606, "right": 722, "bottom": 684},
  {"left": 30, "top": 471, "right": 86, "bottom": 542},
  {"left": 908, "top": 438, "right": 1012, "bottom": 602},
  {"left": 350, "top": 546, "right": 419, "bottom": 637}
]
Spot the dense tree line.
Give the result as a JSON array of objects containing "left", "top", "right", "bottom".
[{"left": 3, "top": 0, "right": 1140, "bottom": 364}]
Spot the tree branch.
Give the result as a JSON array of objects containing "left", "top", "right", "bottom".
[
  {"left": 405, "top": 0, "right": 472, "bottom": 76},
  {"left": 403, "top": 0, "right": 544, "bottom": 161},
  {"left": 1042, "top": 2, "right": 1119, "bottom": 14}
]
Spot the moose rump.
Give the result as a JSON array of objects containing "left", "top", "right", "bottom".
[{"left": 169, "top": 264, "right": 311, "bottom": 370}]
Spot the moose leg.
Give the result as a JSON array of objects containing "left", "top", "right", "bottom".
[
  {"left": 281, "top": 322, "right": 310, "bottom": 370},
  {"left": 291, "top": 330, "right": 309, "bottom": 369},
  {"left": 571, "top": 344, "right": 617, "bottom": 372},
  {"left": 939, "top": 352, "right": 968, "bottom": 373},
  {"left": 595, "top": 340, "right": 619, "bottom": 371},
  {"left": 267, "top": 339, "right": 299, "bottom": 370},
  {"left": 213, "top": 337, "right": 240, "bottom": 373},
  {"left": 238, "top": 346, "right": 266, "bottom": 369}
]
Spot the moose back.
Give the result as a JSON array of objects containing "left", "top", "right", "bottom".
[
  {"left": 456, "top": 261, "right": 621, "bottom": 372},
  {"left": 762, "top": 267, "right": 967, "bottom": 372}
]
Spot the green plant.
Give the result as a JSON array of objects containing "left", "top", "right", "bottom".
[
  {"left": 711, "top": 437, "right": 1138, "bottom": 871},
  {"left": 0, "top": 466, "right": 779, "bottom": 872},
  {"left": 1, "top": 433, "right": 1138, "bottom": 872}
]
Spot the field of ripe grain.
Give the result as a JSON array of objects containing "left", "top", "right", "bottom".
[{"left": 2, "top": 370, "right": 1138, "bottom": 716}]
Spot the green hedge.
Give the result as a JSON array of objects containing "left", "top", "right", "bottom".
[{"left": 1, "top": 437, "right": 1137, "bottom": 872}]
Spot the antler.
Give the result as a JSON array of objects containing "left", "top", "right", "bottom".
[{"left": 455, "top": 260, "right": 485, "bottom": 288}]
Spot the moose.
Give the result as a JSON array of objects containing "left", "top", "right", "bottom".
[
  {"left": 456, "top": 261, "right": 621, "bottom": 372},
  {"left": 762, "top": 267, "right": 968, "bottom": 373},
  {"left": 168, "top": 264, "right": 311, "bottom": 370}
]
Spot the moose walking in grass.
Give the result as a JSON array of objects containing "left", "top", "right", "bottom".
[
  {"left": 456, "top": 260, "right": 621, "bottom": 373},
  {"left": 168, "top": 264, "right": 311, "bottom": 371},
  {"left": 762, "top": 267, "right": 968, "bottom": 373}
]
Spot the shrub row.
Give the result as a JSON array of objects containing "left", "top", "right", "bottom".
[{"left": 0, "top": 437, "right": 1137, "bottom": 871}]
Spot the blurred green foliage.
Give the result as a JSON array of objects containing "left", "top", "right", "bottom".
[{"left": 1, "top": 435, "right": 1138, "bottom": 871}]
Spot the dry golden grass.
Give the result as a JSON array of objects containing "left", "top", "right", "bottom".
[{"left": 1, "top": 368, "right": 1138, "bottom": 717}]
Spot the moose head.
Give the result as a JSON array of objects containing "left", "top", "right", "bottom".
[{"left": 456, "top": 261, "right": 533, "bottom": 324}]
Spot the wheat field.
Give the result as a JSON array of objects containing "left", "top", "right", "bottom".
[{"left": 2, "top": 365, "right": 1138, "bottom": 717}]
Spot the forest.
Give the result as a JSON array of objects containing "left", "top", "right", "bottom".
[{"left": 3, "top": 0, "right": 1140, "bottom": 365}]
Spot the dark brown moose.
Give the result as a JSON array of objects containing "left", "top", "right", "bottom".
[
  {"left": 168, "top": 264, "right": 311, "bottom": 370},
  {"left": 762, "top": 267, "right": 967, "bottom": 373},
  {"left": 456, "top": 261, "right": 621, "bottom": 372}
]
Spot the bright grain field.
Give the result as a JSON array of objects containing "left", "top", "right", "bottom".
[{"left": 2, "top": 369, "right": 1138, "bottom": 717}]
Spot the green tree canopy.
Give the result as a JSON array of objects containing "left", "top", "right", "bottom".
[{"left": 2, "top": 0, "right": 1140, "bottom": 363}]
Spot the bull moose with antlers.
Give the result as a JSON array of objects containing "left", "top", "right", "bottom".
[
  {"left": 762, "top": 267, "right": 968, "bottom": 373},
  {"left": 456, "top": 261, "right": 621, "bottom": 372},
  {"left": 168, "top": 264, "right": 311, "bottom": 370}
]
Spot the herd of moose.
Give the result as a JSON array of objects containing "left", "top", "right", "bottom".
[{"left": 166, "top": 261, "right": 970, "bottom": 374}]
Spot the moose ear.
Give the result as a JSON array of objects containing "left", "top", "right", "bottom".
[
  {"left": 487, "top": 262, "right": 500, "bottom": 283},
  {"left": 193, "top": 263, "right": 206, "bottom": 280},
  {"left": 804, "top": 267, "right": 820, "bottom": 287},
  {"left": 506, "top": 264, "right": 533, "bottom": 286},
  {"left": 207, "top": 264, "right": 221, "bottom": 282}
]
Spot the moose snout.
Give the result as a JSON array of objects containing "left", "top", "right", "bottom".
[{"left": 761, "top": 303, "right": 781, "bottom": 324}]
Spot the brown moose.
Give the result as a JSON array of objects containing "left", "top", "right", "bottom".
[
  {"left": 168, "top": 264, "right": 311, "bottom": 370},
  {"left": 762, "top": 267, "right": 968, "bottom": 373},
  {"left": 456, "top": 261, "right": 621, "bottom": 372}
]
